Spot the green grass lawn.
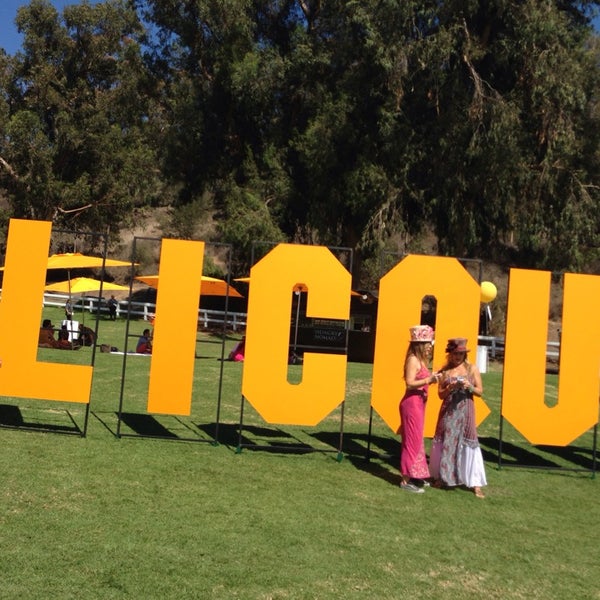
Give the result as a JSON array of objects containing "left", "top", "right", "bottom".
[{"left": 0, "top": 307, "right": 598, "bottom": 599}]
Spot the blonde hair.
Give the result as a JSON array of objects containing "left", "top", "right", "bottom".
[{"left": 404, "top": 341, "right": 431, "bottom": 369}]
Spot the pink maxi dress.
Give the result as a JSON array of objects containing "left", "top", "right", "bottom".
[{"left": 399, "top": 364, "right": 431, "bottom": 480}]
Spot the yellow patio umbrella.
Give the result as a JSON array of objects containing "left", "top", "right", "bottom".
[
  {"left": 43, "top": 253, "right": 134, "bottom": 312},
  {"left": 135, "top": 275, "right": 243, "bottom": 298},
  {"left": 45, "top": 277, "right": 130, "bottom": 325},
  {"left": 0, "top": 252, "right": 136, "bottom": 272},
  {"left": 45, "top": 277, "right": 129, "bottom": 295},
  {"left": 46, "top": 252, "right": 135, "bottom": 270}
]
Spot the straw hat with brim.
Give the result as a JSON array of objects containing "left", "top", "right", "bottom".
[{"left": 445, "top": 338, "right": 470, "bottom": 353}]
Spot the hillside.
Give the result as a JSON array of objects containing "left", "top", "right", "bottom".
[{"left": 108, "top": 211, "right": 565, "bottom": 343}]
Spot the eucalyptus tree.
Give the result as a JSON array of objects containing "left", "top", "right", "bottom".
[
  {"left": 410, "top": 0, "right": 600, "bottom": 271},
  {"left": 278, "top": 0, "right": 600, "bottom": 273},
  {"left": 141, "top": 0, "right": 600, "bottom": 276},
  {"left": 140, "top": 0, "right": 292, "bottom": 273},
  {"left": 0, "top": 0, "right": 166, "bottom": 238},
  {"left": 141, "top": 0, "right": 422, "bottom": 276}
]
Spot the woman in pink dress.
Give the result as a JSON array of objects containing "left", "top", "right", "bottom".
[{"left": 399, "top": 325, "right": 440, "bottom": 493}]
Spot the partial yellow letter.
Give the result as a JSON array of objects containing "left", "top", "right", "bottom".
[
  {"left": 147, "top": 239, "right": 205, "bottom": 416},
  {"left": 0, "top": 219, "right": 92, "bottom": 403},
  {"left": 502, "top": 269, "right": 600, "bottom": 445}
]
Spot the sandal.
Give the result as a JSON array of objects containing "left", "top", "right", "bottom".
[{"left": 473, "top": 487, "right": 485, "bottom": 499}]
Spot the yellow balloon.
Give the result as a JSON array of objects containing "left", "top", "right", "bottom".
[{"left": 480, "top": 281, "right": 497, "bottom": 303}]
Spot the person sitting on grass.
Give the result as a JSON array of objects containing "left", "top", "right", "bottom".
[
  {"left": 38, "top": 319, "right": 60, "bottom": 349},
  {"left": 228, "top": 337, "right": 245, "bottom": 361},
  {"left": 55, "top": 325, "right": 80, "bottom": 350},
  {"left": 136, "top": 329, "right": 152, "bottom": 354},
  {"left": 78, "top": 324, "right": 96, "bottom": 347}
]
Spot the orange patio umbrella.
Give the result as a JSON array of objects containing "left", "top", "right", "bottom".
[{"left": 135, "top": 275, "right": 243, "bottom": 298}]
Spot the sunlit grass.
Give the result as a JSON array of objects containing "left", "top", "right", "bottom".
[{"left": 0, "top": 306, "right": 597, "bottom": 599}]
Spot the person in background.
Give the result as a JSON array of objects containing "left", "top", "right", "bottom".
[
  {"left": 56, "top": 325, "right": 72, "bottom": 349},
  {"left": 136, "top": 329, "right": 152, "bottom": 354},
  {"left": 107, "top": 295, "right": 118, "bottom": 321},
  {"left": 399, "top": 325, "right": 440, "bottom": 493},
  {"left": 228, "top": 336, "right": 245, "bottom": 361},
  {"left": 429, "top": 337, "right": 487, "bottom": 498},
  {"left": 64, "top": 298, "right": 74, "bottom": 320},
  {"left": 38, "top": 319, "right": 59, "bottom": 348},
  {"left": 78, "top": 324, "right": 96, "bottom": 346}
]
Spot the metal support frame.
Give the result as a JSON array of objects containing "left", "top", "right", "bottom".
[
  {"left": 236, "top": 394, "right": 345, "bottom": 462},
  {"left": 365, "top": 406, "right": 375, "bottom": 461},
  {"left": 115, "top": 237, "right": 234, "bottom": 443}
]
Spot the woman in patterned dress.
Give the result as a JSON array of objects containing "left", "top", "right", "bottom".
[
  {"left": 399, "top": 325, "right": 440, "bottom": 493},
  {"left": 429, "top": 338, "right": 487, "bottom": 498}
]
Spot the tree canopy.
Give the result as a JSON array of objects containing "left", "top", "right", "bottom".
[{"left": 0, "top": 0, "right": 598, "bottom": 281}]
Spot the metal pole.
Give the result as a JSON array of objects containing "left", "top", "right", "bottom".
[
  {"left": 337, "top": 401, "right": 345, "bottom": 462},
  {"left": 592, "top": 423, "right": 598, "bottom": 478},
  {"left": 366, "top": 406, "right": 374, "bottom": 462},
  {"left": 293, "top": 290, "right": 301, "bottom": 351},
  {"left": 236, "top": 395, "right": 246, "bottom": 453}
]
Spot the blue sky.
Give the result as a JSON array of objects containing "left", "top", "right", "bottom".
[
  {"left": 0, "top": 1, "right": 98, "bottom": 55},
  {"left": 0, "top": 0, "right": 599, "bottom": 56}
]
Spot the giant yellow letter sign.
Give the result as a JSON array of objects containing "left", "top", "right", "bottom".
[
  {"left": 0, "top": 219, "right": 92, "bottom": 403},
  {"left": 147, "top": 239, "right": 204, "bottom": 415},
  {"left": 242, "top": 244, "right": 351, "bottom": 425},
  {"left": 502, "top": 269, "right": 600, "bottom": 445},
  {"left": 371, "top": 255, "right": 490, "bottom": 436}
]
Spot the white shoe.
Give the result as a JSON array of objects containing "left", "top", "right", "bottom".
[{"left": 401, "top": 482, "right": 425, "bottom": 494}]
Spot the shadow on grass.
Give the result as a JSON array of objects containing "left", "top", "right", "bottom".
[
  {"left": 0, "top": 403, "right": 83, "bottom": 435},
  {"left": 203, "top": 331, "right": 242, "bottom": 342},
  {"left": 311, "top": 430, "right": 398, "bottom": 463},
  {"left": 346, "top": 454, "right": 401, "bottom": 487},
  {"left": 477, "top": 436, "right": 561, "bottom": 468},
  {"left": 199, "top": 422, "right": 337, "bottom": 455},
  {"left": 309, "top": 430, "right": 406, "bottom": 486},
  {"left": 91, "top": 411, "right": 119, "bottom": 436},
  {"left": 312, "top": 431, "right": 402, "bottom": 486},
  {"left": 118, "top": 413, "right": 179, "bottom": 438},
  {"left": 536, "top": 443, "right": 597, "bottom": 471},
  {"left": 480, "top": 436, "right": 597, "bottom": 472},
  {"left": 93, "top": 411, "right": 213, "bottom": 442}
]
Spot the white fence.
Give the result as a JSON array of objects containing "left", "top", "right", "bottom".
[
  {"left": 43, "top": 292, "right": 247, "bottom": 332},
  {"left": 43, "top": 293, "right": 562, "bottom": 360},
  {"left": 477, "top": 335, "right": 560, "bottom": 360}
]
